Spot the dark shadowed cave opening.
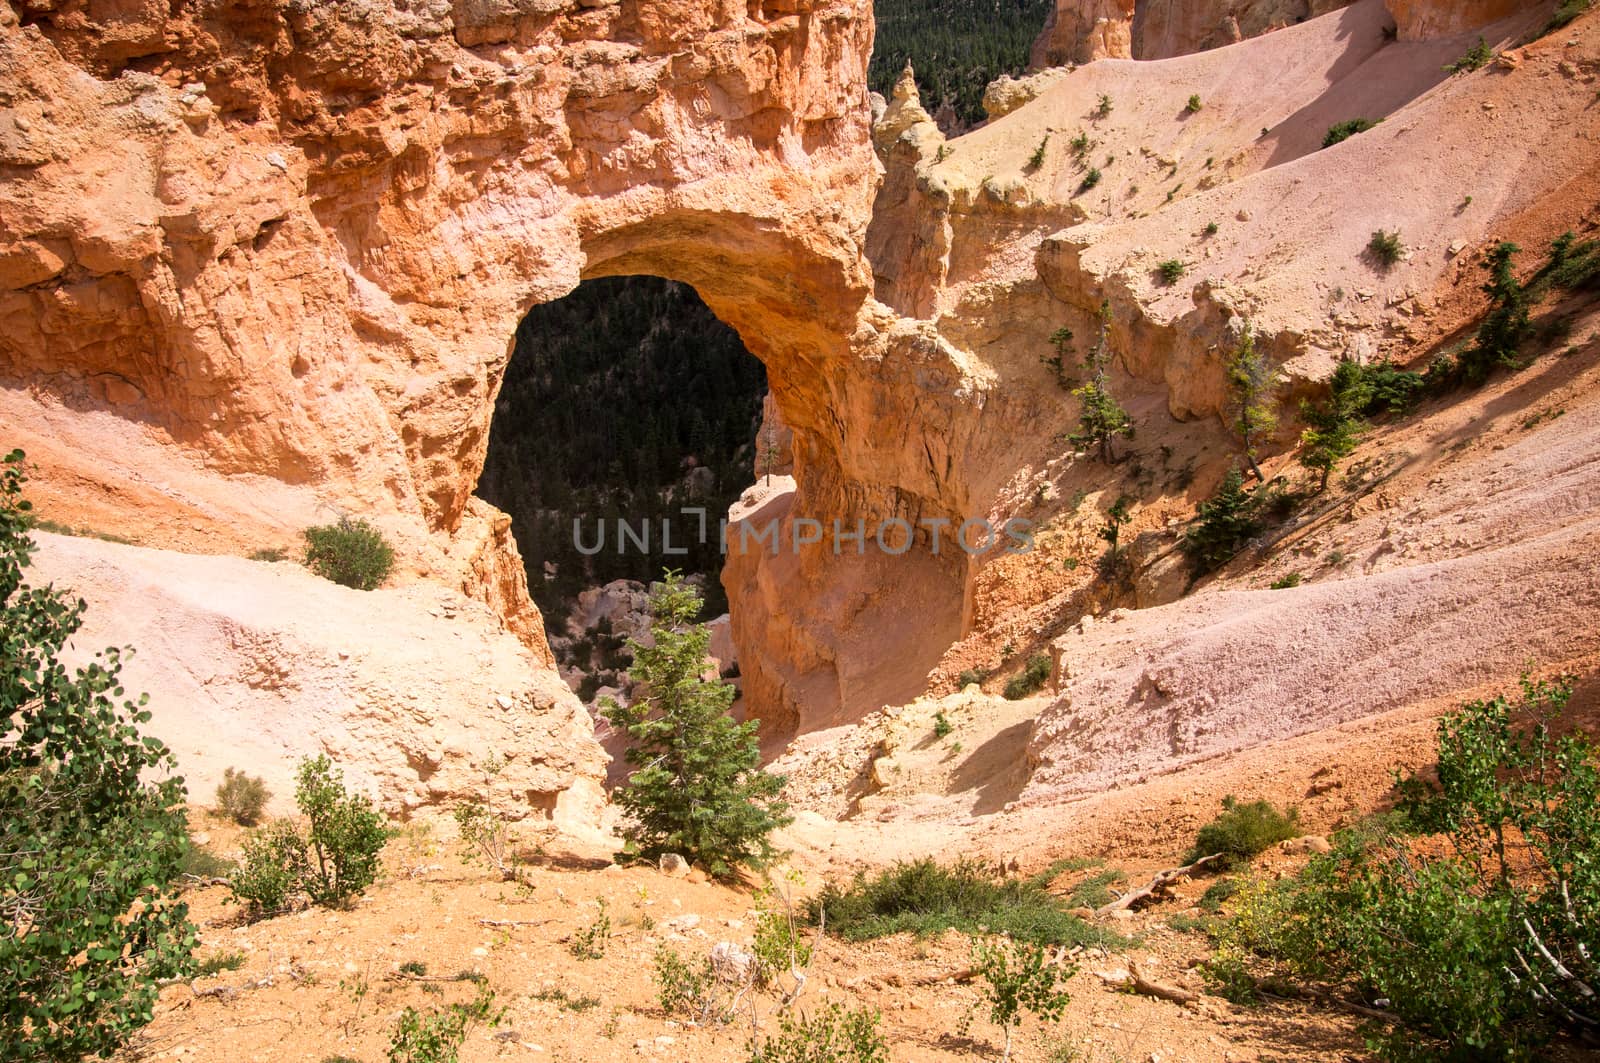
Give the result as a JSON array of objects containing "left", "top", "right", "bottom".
[{"left": 475, "top": 275, "right": 768, "bottom": 700}]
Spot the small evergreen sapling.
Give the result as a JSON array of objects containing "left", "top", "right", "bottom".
[
  {"left": 1068, "top": 303, "right": 1134, "bottom": 464},
  {"left": 1298, "top": 360, "right": 1372, "bottom": 491},
  {"left": 605, "top": 573, "right": 790, "bottom": 877},
  {"left": 1224, "top": 321, "right": 1277, "bottom": 481}
]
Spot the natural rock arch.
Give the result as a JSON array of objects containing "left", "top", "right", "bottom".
[{"left": 0, "top": 0, "right": 982, "bottom": 735}]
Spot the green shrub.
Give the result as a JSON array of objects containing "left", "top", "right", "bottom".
[
  {"left": 1368, "top": 229, "right": 1404, "bottom": 268},
  {"left": 653, "top": 944, "right": 729, "bottom": 1024},
  {"left": 1095, "top": 93, "right": 1113, "bottom": 118},
  {"left": 1352, "top": 359, "right": 1428, "bottom": 415},
  {"left": 0, "top": 450, "right": 197, "bottom": 1060},
  {"left": 933, "top": 709, "right": 953, "bottom": 738},
  {"left": 179, "top": 834, "right": 235, "bottom": 879},
  {"left": 1003, "top": 654, "right": 1051, "bottom": 700},
  {"left": 227, "top": 756, "right": 386, "bottom": 916},
  {"left": 1445, "top": 36, "right": 1493, "bottom": 74},
  {"left": 387, "top": 983, "right": 500, "bottom": 1063},
  {"left": 1184, "top": 94, "right": 1202, "bottom": 114},
  {"left": 195, "top": 950, "right": 247, "bottom": 978},
  {"left": 569, "top": 898, "right": 610, "bottom": 959},
  {"left": 216, "top": 767, "right": 271, "bottom": 826},
  {"left": 1268, "top": 572, "right": 1301, "bottom": 590},
  {"left": 1156, "top": 259, "right": 1186, "bottom": 285},
  {"left": 303, "top": 517, "right": 395, "bottom": 590},
  {"left": 807, "top": 858, "right": 1106, "bottom": 947},
  {"left": 1198, "top": 877, "right": 1238, "bottom": 912},
  {"left": 1299, "top": 360, "right": 1372, "bottom": 490},
  {"left": 750, "top": 1002, "right": 888, "bottom": 1063},
  {"left": 1186, "top": 796, "right": 1299, "bottom": 867},
  {"left": 973, "top": 938, "right": 1075, "bottom": 1062},
  {"left": 230, "top": 820, "right": 306, "bottom": 917},
  {"left": 1027, "top": 135, "right": 1049, "bottom": 170},
  {"left": 1069, "top": 130, "right": 1090, "bottom": 158},
  {"left": 1548, "top": 0, "right": 1593, "bottom": 32},
  {"left": 604, "top": 573, "right": 789, "bottom": 877},
  {"left": 1203, "top": 220, "right": 1219, "bottom": 237},
  {"left": 532, "top": 986, "right": 600, "bottom": 1012},
  {"left": 1461, "top": 241, "right": 1530, "bottom": 383},
  {"left": 956, "top": 667, "right": 992, "bottom": 689},
  {"left": 1078, "top": 167, "right": 1101, "bottom": 193},
  {"left": 1544, "top": 231, "right": 1600, "bottom": 292},
  {"left": 1322, "top": 117, "right": 1375, "bottom": 147},
  {"left": 295, "top": 755, "right": 388, "bottom": 907}
]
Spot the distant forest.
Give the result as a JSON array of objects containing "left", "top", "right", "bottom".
[
  {"left": 869, "top": 0, "right": 1053, "bottom": 130},
  {"left": 475, "top": 277, "right": 766, "bottom": 627}
]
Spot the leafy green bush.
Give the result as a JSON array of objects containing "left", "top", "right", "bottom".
[
  {"left": 1207, "top": 674, "right": 1598, "bottom": 1059},
  {"left": 227, "top": 755, "right": 386, "bottom": 916},
  {"left": 1078, "top": 167, "right": 1101, "bottom": 193},
  {"left": 1185, "top": 94, "right": 1202, "bottom": 114},
  {"left": 1156, "top": 259, "right": 1186, "bottom": 285},
  {"left": 1368, "top": 229, "right": 1404, "bottom": 268},
  {"left": 195, "top": 950, "right": 247, "bottom": 978},
  {"left": 216, "top": 767, "right": 272, "bottom": 826},
  {"left": 569, "top": 899, "right": 610, "bottom": 959},
  {"left": 605, "top": 573, "right": 790, "bottom": 877},
  {"left": 933, "top": 709, "right": 953, "bottom": 739},
  {"left": 295, "top": 755, "right": 388, "bottom": 907},
  {"left": 1181, "top": 467, "right": 1265, "bottom": 576},
  {"left": 1543, "top": 231, "right": 1600, "bottom": 292},
  {"left": 974, "top": 938, "right": 1075, "bottom": 1063},
  {"left": 1268, "top": 572, "right": 1302, "bottom": 590},
  {"left": 1095, "top": 93, "right": 1113, "bottom": 118},
  {"left": 1445, "top": 36, "right": 1493, "bottom": 74},
  {"left": 1461, "top": 241, "right": 1531, "bottom": 383},
  {"left": 750, "top": 1002, "right": 889, "bottom": 1063},
  {"left": 303, "top": 517, "right": 395, "bottom": 590},
  {"left": 230, "top": 820, "right": 306, "bottom": 916},
  {"left": 653, "top": 944, "right": 729, "bottom": 1024},
  {"left": 387, "top": 983, "right": 500, "bottom": 1063},
  {"left": 0, "top": 450, "right": 197, "bottom": 1060},
  {"left": 807, "top": 858, "right": 1105, "bottom": 947},
  {"left": 1003, "top": 654, "right": 1051, "bottom": 700},
  {"left": 1322, "top": 117, "right": 1375, "bottom": 147},
  {"left": 1186, "top": 796, "right": 1299, "bottom": 867}
]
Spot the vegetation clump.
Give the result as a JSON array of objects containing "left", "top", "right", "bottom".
[
  {"left": 605, "top": 573, "right": 789, "bottom": 877},
  {"left": 973, "top": 938, "right": 1075, "bottom": 1063},
  {"left": 1224, "top": 321, "right": 1277, "bottom": 480},
  {"left": 1205, "top": 674, "right": 1598, "bottom": 1060},
  {"left": 1368, "top": 229, "right": 1404, "bottom": 269},
  {"left": 1298, "top": 360, "right": 1372, "bottom": 491},
  {"left": 216, "top": 767, "right": 272, "bottom": 826},
  {"left": 749, "top": 1003, "right": 889, "bottom": 1063},
  {"left": 1445, "top": 36, "right": 1493, "bottom": 75},
  {"left": 229, "top": 755, "right": 388, "bottom": 916},
  {"left": 1461, "top": 241, "right": 1531, "bottom": 383},
  {"left": 303, "top": 516, "right": 394, "bottom": 590},
  {"left": 1026, "top": 135, "right": 1049, "bottom": 170},
  {"left": 1322, "top": 117, "right": 1375, "bottom": 147},
  {"left": 0, "top": 450, "right": 197, "bottom": 1059},
  {"left": 1187, "top": 796, "right": 1300, "bottom": 868},
  {"left": 1156, "top": 259, "right": 1186, "bottom": 285},
  {"left": 808, "top": 858, "right": 1104, "bottom": 947},
  {"left": 1004, "top": 654, "right": 1052, "bottom": 701},
  {"left": 1181, "top": 466, "right": 1266, "bottom": 576},
  {"left": 1078, "top": 167, "right": 1102, "bottom": 193},
  {"left": 1185, "top": 94, "right": 1203, "bottom": 114},
  {"left": 387, "top": 983, "right": 500, "bottom": 1063}
]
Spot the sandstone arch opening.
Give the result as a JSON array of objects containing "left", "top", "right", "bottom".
[{"left": 476, "top": 274, "right": 774, "bottom": 709}]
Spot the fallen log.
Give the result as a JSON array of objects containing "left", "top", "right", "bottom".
[
  {"left": 1096, "top": 853, "right": 1228, "bottom": 915},
  {"left": 1095, "top": 966, "right": 1199, "bottom": 1005}
]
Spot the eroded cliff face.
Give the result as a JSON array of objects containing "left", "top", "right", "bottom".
[{"left": 0, "top": 0, "right": 1005, "bottom": 752}]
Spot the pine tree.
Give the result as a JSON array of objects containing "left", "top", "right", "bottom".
[
  {"left": 1181, "top": 465, "right": 1263, "bottom": 574},
  {"left": 1298, "top": 361, "right": 1372, "bottom": 491},
  {"left": 1069, "top": 302, "right": 1134, "bottom": 464},
  {"left": 0, "top": 450, "right": 196, "bottom": 1057},
  {"left": 604, "top": 573, "right": 790, "bottom": 877},
  {"left": 1225, "top": 321, "right": 1277, "bottom": 481},
  {"left": 1462, "top": 241, "right": 1530, "bottom": 383}
]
